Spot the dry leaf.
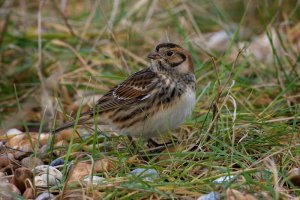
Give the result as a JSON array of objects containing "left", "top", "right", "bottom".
[
  {"left": 94, "top": 158, "right": 115, "bottom": 173},
  {"left": 11, "top": 167, "right": 33, "bottom": 193},
  {"left": 288, "top": 21, "right": 300, "bottom": 43}
]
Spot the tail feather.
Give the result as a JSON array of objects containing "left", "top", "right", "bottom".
[{"left": 52, "top": 116, "right": 90, "bottom": 134}]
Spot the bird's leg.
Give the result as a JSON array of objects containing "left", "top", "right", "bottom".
[
  {"left": 147, "top": 135, "right": 179, "bottom": 148},
  {"left": 84, "top": 126, "right": 115, "bottom": 153},
  {"left": 147, "top": 138, "right": 160, "bottom": 148},
  {"left": 84, "top": 125, "right": 109, "bottom": 138},
  {"left": 127, "top": 135, "right": 137, "bottom": 154},
  {"left": 145, "top": 138, "right": 174, "bottom": 154}
]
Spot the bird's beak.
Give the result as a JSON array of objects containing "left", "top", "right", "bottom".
[{"left": 147, "top": 52, "right": 161, "bottom": 60}]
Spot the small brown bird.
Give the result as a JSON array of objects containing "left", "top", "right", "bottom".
[{"left": 54, "top": 43, "right": 196, "bottom": 140}]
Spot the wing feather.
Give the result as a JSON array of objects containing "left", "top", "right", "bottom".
[{"left": 86, "top": 68, "right": 157, "bottom": 115}]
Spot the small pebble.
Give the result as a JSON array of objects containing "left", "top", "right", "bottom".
[
  {"left": 288, "top": 167, "right": 300, "bottom": 187},
  {"left": 33, "top": 165, "right": 62, "bottom": 187},
  {"left": 0, "top": 154, "right": 17, "bottom": 168},
  {"left": 0, "top": 172, "right": 6, "bottom": 179},
  {"left": 34, "top": 175, "right": 61, "bottom": 187},
  {"left": 14, "top": 151, "right": 30, "bottom": 161},
  {"left": 35, "top": 192, "right": 54, "bottom": 200},
  {"left": 213, "top": 175, "right": 235, "bottom": 184},
  {"left": 50, "top": 158, "right": 64, "bottom": 167},
  {"left": 198, "top": 192, "right": 220, "bottom": 200},
  {"left": 21, "top": 157, "right": 43, "bottom": 169},
  {"left": 83, "top": 175, "right": 105, "bottom": 185},
  {"left": 0, "top": 141, "right": 5, "bottom": 150},
  {"left": 0, "top": 183, "right": 21, "bottom": 199},
  {"left": 130, "top": 168, "right": 159, "bottom": 182},
  {"left": 33, "top": 165, "right": 63, "bottom": 180},
  {"left": 6, "top": 129, "right": 22, "bottom": 136}
]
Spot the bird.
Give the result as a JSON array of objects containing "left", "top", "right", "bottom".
[{"left": 54, "top": 42, "right": 196, "bottom": 141}]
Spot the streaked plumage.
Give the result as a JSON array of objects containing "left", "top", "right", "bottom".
[{"left": 54, "top": 43, "right": 196, "bottom": 139}]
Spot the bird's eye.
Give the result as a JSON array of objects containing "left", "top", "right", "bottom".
[{"left": 167, "top": 51, "right": 173, "bottom": 56}]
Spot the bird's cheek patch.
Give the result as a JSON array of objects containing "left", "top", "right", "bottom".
[
  {"left": 169, "top": 53, "right": 186, "bottom": 67},
  {"left": 169, "top": 58, "right": 184, "bottom": 67}
]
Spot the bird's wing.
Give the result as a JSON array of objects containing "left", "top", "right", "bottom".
[
  {"left": 53, "top": 68, "right": 157, "bottom": 133},
  {"left": 91, "top": 68, "right": 158, "bottom": 114}
]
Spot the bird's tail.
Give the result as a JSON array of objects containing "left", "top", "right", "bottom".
[{"left": 52, "top": 116, "right": 91, "bottom": 134}]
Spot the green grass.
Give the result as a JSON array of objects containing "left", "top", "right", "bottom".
[{"left": 0, "top": 0, "right": 299, "bottom": 199}]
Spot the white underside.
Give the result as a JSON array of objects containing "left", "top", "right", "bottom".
[{"left": 122, "top": 88, "right": 196, "bottom": 139}]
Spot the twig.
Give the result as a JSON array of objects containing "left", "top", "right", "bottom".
[
  {"left": 143, "top": 0, "right": 157, "bottom": 28},
  {"left": 36, "top": 0, "right": 54, "bottom": 121},
  {"left": 209, "top": 57, "right": 222, "bottom": 134},
  {"left": 36, "top": 0, "right": 45, "bottom": 86},
  {"left": 51, "top": 0, "right": 87, "bottom": 43},
  {"left": 108, "top": 0, "right": 120, "bottom": 29},
  {"left": 76, "top": 0, "right": 101, "bottom": 51},
  {"left": 51, "top": 39, "right": 97, "bottom": 75}
]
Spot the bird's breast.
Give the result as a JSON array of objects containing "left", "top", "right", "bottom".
[{"left": 121, "top": 86, "right": 195, "bottom": 139}]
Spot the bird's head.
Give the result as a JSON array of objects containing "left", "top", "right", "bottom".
[{"left": 148, "top": 43, "right": 194, "bottom": 74}]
